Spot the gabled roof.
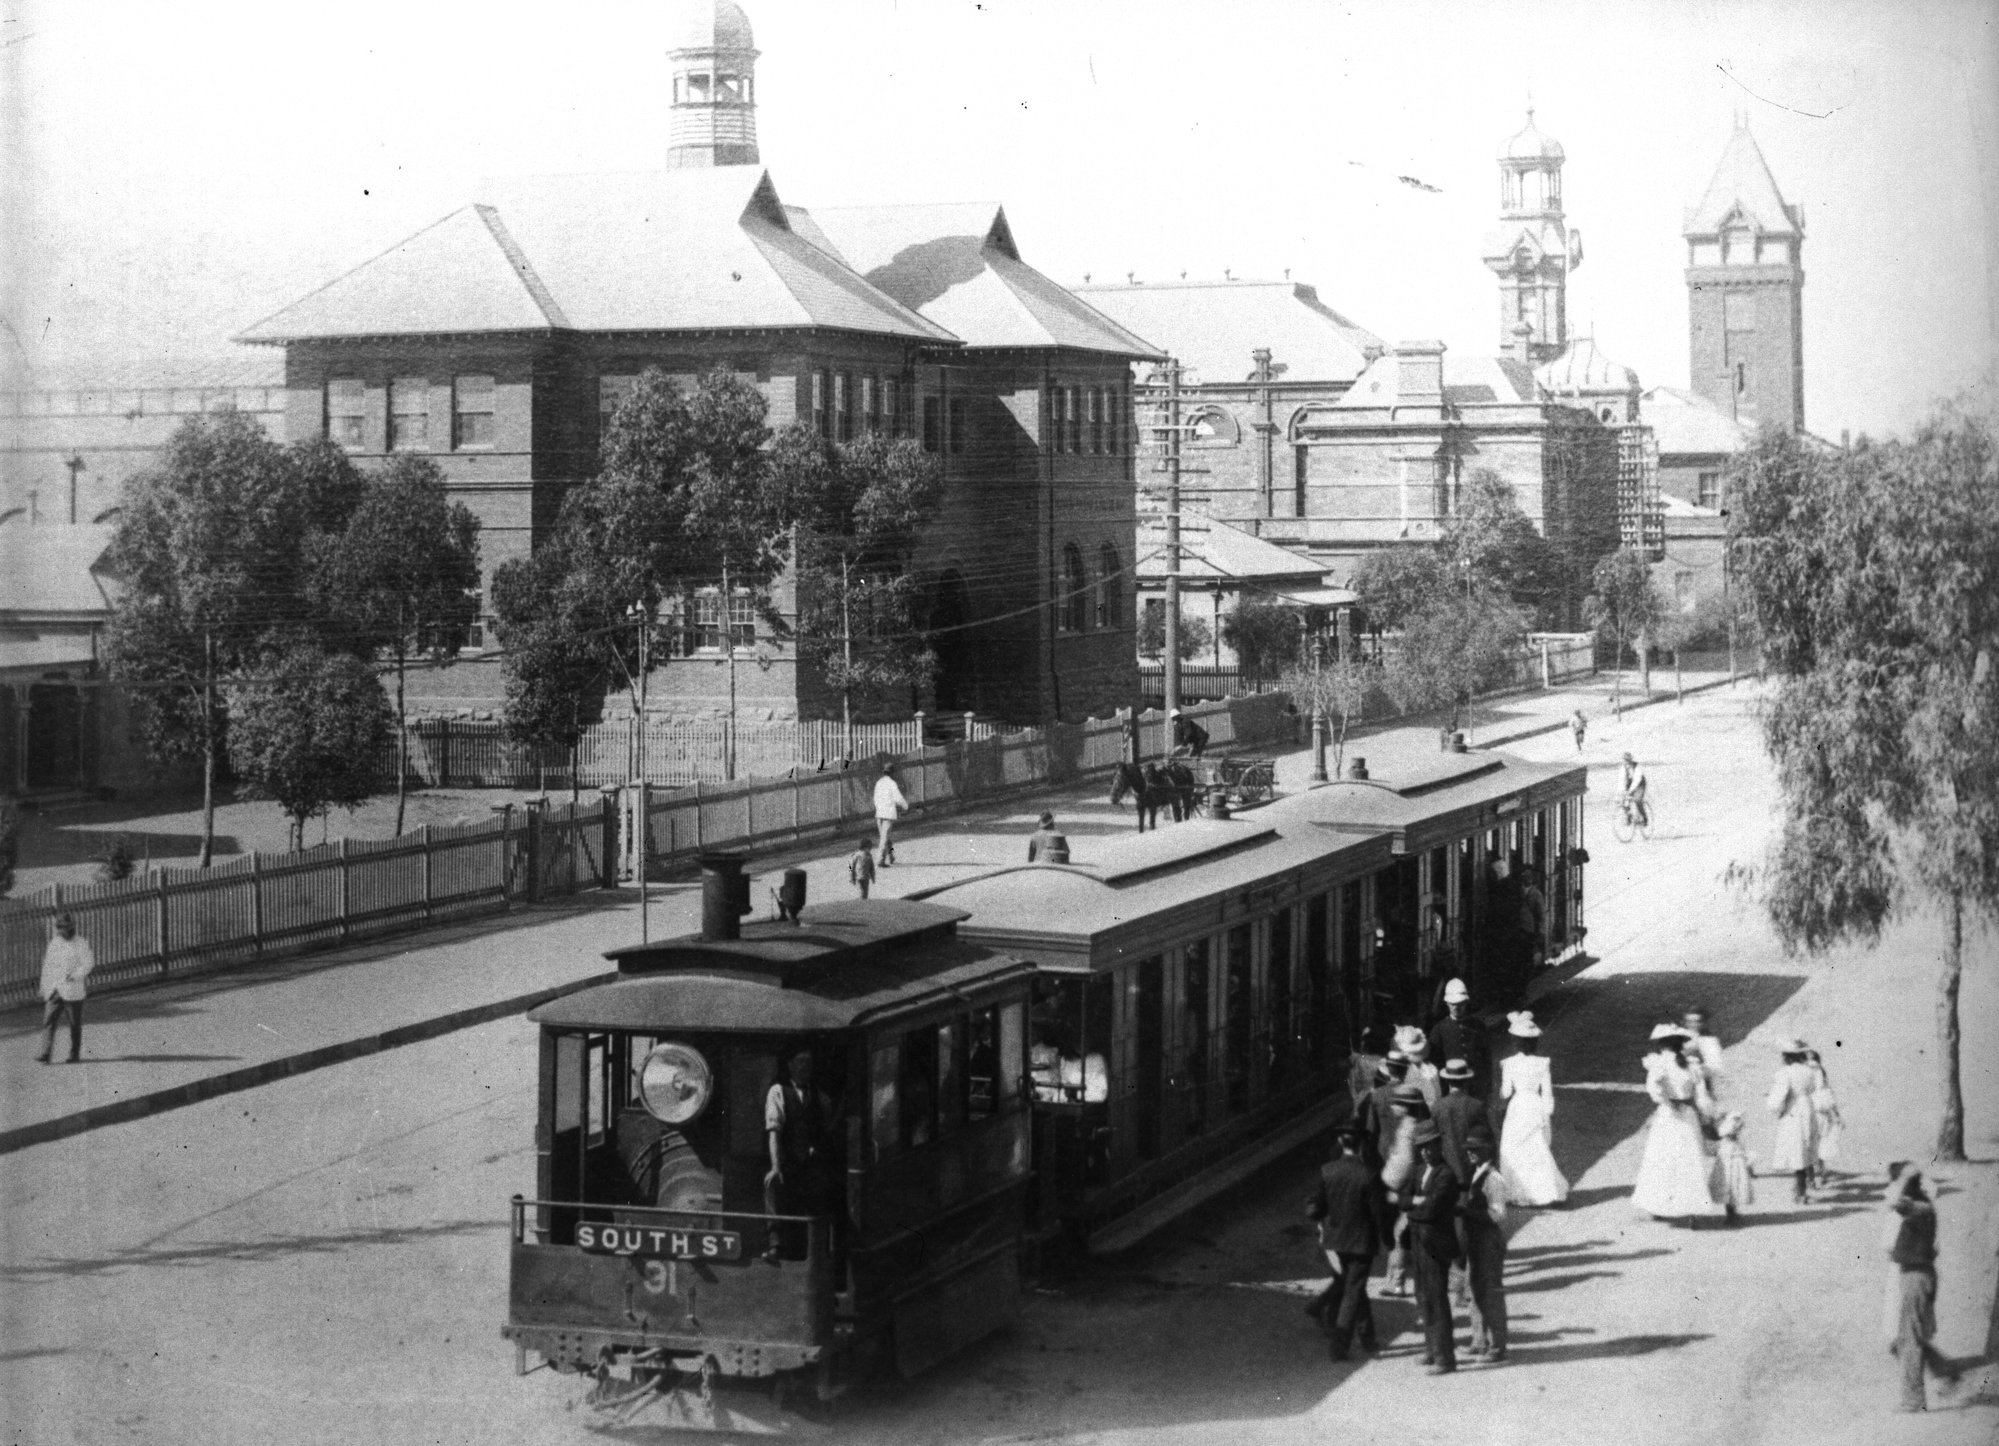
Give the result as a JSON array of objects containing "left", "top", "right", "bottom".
[
  {"left": 1641, "top": 386, "right": 1752, "bottom": 457},
  {"left": 804, "top": 203, "right": 1163, "bottom": 358},
  {"left": 1137, "top": 515, "right": 1331, "bottom": 585},
  {"left": 239, "top": 168, "right": 956, "bottom": 345},
  {"left": 1074, "top": 280, "right": 1381, "bottom": 385},
  {"left": 1684, "top": 124, "right": 1800, "bottom": 238},
  {"left": 0, "top": 522, "right": 115, "bottom": 617}
]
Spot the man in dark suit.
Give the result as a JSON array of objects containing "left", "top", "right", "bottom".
[
  {"left": 1459, "top": 1126, "right": 1509, "bottom": 1362},
  {"left": 1304, "top": 1124, "right": 1384, "bottom": 1361},
  {"left": 1400, "top": 1121, "right": 1463, "bottom": 1374},
  {"left": 1430, "top": 978, "right": 1492, "bottom": 1100},
  {"left": 1432, "top": 1058, "right": 1490, "bottom": 1307}
]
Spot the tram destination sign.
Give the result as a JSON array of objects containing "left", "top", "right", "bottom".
[{"left": 575, "top": 1222, "right": 743, "bottom": 1262}]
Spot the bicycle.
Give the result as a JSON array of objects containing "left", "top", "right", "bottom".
[{"left": 1612, "top": 793, "right": 1654, "bottom": 842}]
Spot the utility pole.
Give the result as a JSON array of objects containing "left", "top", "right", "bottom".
[
  {"left": 1162, "top": 359, "right": 1184, "bottom": 726},
  {"left": 64, "top": 455, "right": 85, "bottom": 525},
  {"left": 722, "top": 556, "right": 737, "bottom": 781},
  {"left": 628, "top": 602, "right": 651, "bottom": 943},
  {"left": 1250, "top": 349, "right": 1278, "bottom": 519}
]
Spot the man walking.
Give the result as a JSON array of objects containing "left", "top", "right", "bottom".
[
  {"left": 1460, "top": 1126, "right": 1510, "bottom": 1363},
  {"left": 1431, "top": 979, "right": 1493, "bottom": 1100},
  {"left": 36, "top": 912, "right": 95, "bottom": 1065},
  {"left": 1569, "top": 707, "right": 1587, "bottom": 753},
  {"left": 1304, "top": 1123, "right": 1383, "bottom": 1361},
  {"left": 1884, "top": 1165, "right": 1959, "bottom": 1411},
  {"left": 1433, "top": 1058, "right": 1489, "bottom": 1308},
  {"left": 1027, "top": 812, "right": 1069, "bottom": 863},
  {"left": 1401, "top": 1121, "right": 1462, "bottom": 1374},
  {"left": 873, "top": 762, "right": 909, "bottom": 866}
]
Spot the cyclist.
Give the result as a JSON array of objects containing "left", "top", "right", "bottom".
[{"left": 1619, "top": 752, "right": 1650, "bottom": 830}]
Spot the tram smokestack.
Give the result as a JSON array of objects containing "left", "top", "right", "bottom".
[
  {"left": 700, "top": 853, "right": 752, "bottom": 940},
  {"left": 1348, "top": 757, "right": 1369, "bottom": 780}
]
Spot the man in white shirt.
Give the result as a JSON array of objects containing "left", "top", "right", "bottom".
[
  {"left": 873, "top": 763, "right": 909, "bottom": 866},
  {"left": 1620, "top": 752, "right": 1650, "bottom": 827},
  {"left": 36, "top": 912, "right": 95, "bottom": 1065}
]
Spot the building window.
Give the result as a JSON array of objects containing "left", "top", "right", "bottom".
[
  {"left": 1065, "top": 387, "right": 1080, "bottom": 453},
  {"left": 1294, "top": 446, "right": 1309, "bottom": 518},
  {"left": 922, "top": 395, "right": 941, "bottom": 453},
  {"left": 947, "top": 396, "right": 966, "bottom": 456},
  {"left": 1107, "top": 388, "right": 1122, "bottom": 456},
  {"left": 881, "top": 376, "right": 899, "bottom": 437},
  {"left": 835, "top": 372, "right": 853, "bottom": 442},
  {"left": 326, "top": 379, "right": 366, "bottom": 448},
  {"left": 460, "top": 590, "right": 487, "bottom": 652},
  {"left": 1697, "top": 470, "right": 1720, "bottom": 509},
  {"left": 599, "top": 375, "right": 637, "bottom": 433},
  {"left": 1097, "top": 543, "right": 1122, "bottom": 630},
  {"left": 860, "top": 374, "right": 878, "bottom": 433},
  {"left": 693, "top": 589, "right": 756, "bottom": 653},
  {"left": 812, "top": 371, "right": 830, "bottom": 439},
  {"left": 1061, "top": 543, "right": 1088, "bottom": 633},
  {"left": 1088, "top": 388, "right": 1103, "bottom": 454},
  {"left": 389, "top": 378, "right": 428, "bottom": 451},
  {"left": 453, "top": 375, "right": 495, "bottom": 449}
]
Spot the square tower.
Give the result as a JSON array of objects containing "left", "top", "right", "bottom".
[{"left": 1684, "top": 121, "right": 1804, "bottom": 432}]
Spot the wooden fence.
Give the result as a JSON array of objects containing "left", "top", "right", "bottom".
[
  {"left": 382, "top": 716, "right": 927, "bottom": 790},
  {"left": 1, "top": 696, "right": 1288, "bottom": 1008},
  {"left": 1139, "top": 633, "right": 1596, "bottom": 704}
]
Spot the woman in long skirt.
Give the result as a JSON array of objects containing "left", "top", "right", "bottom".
[
  {"left": 1766, "top": 1039, "right": 1821, "bottom": 1203},
  {"left": 1497, "top": 1010, "right": 1569, "bottom": 1205},
  {"left": 1805, "top": 1047, "right": 1843, "bottom": 1187},
  {"left": 1632, "top": 1024, "right": 1717, "bottom": 1222}
]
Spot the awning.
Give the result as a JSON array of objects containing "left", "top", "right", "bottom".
[{"left": 1273, "top": 586, "right": 1360, "bottom": 608}]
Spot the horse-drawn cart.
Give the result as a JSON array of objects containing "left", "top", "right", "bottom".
[{"left": 1189, "top": 753, "right": 1279, "bottom": 814}]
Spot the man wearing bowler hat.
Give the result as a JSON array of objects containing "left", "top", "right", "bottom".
[
  {"left": 1433, "top": 1056, "right": 1490, "bottom": 1307},
  {"left": 1304, "top": 1123, "right": 1384, "bottom": 1361},
  {"left": 1400, "top": 1120, "right": 1463, "bottom": 1374}
]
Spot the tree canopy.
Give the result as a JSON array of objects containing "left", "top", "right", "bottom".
[
  {"left": 1729, "top": 408, "right": 1999, "bottom": 1159},
  {"left": 1221, "top": 595, "right": 1303, "bottom": 684},
  {"left": 227, "top": 635, "right": 392, "bottom": 852}
]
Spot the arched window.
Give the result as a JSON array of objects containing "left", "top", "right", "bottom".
[
  {"left": 1096, "top": 543, "right": 1122, "bottom": 630},
  {"left": 1061, "top": 544, "right": 1088, "bottom": 632}
]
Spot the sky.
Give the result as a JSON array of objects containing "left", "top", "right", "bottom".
[{"left": 3, "top": 0, "right": 1995, "bottom": 439}]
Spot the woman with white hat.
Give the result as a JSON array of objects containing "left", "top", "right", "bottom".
[
  {"left": 1393, "top": 1022, "right": 1442, "bottom": 1111},
  {"left": 1766, "top": 1039, "right": 1822, "bottom": 1204},
  {"left": 1497, "top": 1011, "right": 1569, "bottom": 1206},
  {"left": 1632, "top": 1023, "right": 1717, "bottom": 1222}
]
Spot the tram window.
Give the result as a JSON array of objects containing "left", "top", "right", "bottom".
[
  {"left": 1225, "top": 926, "right": 1253, "bottom": 1114},
  {"left": 901, "top": 1027, "right": 940, "bottom": 1147},
  {"left": 1183, "top": 939, "right": 1212, "bottom": 1135},
  {"left": 586, "top": 1035, "right": 610, "bottom": 1146},
  {"left": 968, "top": 1007, "right": 1000, "bottom": 1119},
  {"left": 938, "top": 1021, "right": 964, "bottom": 1136},
  {"left": 554, "top": 1033, "right": 584, "bottom": 1134},
  {"left": 1269, "top": 908, "right": 1294, "bottom": 1086},
  {"left": 1031, "top": 976, "right": 1110, "bottom": 1103},
  {"left": 870, "top": 1042, "right": 900, "bottom": 1158},
  {"left": 1304, "top": 894, "right": 1329, "bottom": 1068},
  {"left": 999, "top": 1001, "right": 1025, "bottom": 1110},
  {"left": 731, "top": 1048, "right": 777, "bottom": 1156}
]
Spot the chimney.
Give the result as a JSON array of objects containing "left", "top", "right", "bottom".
[
  {"left": 1392, "top": 341, "right": 1445, "bottom": 407},
  {"left": 1348, "top": 757, "right": 1369, "bottom": 780},
  {"left": 1502, "top": 321, "right": 1536, "bottom": 364},
  {"left": 700, "top": 852, "right": 752, "bottom": 940}
]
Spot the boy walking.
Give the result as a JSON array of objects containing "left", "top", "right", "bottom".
[
  {"left": 36, "top": 913, "right": 95, "bottom": 1064},
  {"left": 848, "top": 838, "right": 877, "bottom": 899}
]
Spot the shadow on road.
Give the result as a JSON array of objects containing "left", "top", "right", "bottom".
[
  {"left": 0, "top": 1217, "right": 500, "bottom": 1282},
  {"left": 1506, "top": 1332, "right": 1711, "bottom": 1367}
]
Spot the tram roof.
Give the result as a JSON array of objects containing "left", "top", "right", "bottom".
[
  {"left": 912, "top": 820, "right": 1395, "bottom": 962},
  {"left": 534, "top": 899, "right": 1032, "bottom": 1032},
  {"left": 1273, "top": 749, "right": 1586, "bottom": 850}
]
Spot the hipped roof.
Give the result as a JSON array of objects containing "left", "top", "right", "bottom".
[
  {"left": 1074, "top": 280, "right": 1381, "bottom": 384},
  {"left": 238, "top": 168, "right": 956, "bottom": 346}
]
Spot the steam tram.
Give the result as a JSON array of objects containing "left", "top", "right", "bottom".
[{"left": 502, "top": 748, "right": 1585, "bottom": 1406}]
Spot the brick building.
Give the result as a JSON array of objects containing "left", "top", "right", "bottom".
[{"left": 235, "top": 0, "right": 1156, "bottom": 727}]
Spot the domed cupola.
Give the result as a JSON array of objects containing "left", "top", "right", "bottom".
[{"left": 666, "top": 0, "right": 761, "bottom": 169}]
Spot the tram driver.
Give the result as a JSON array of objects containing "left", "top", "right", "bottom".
[{"left": 763, "top": 1044, "right": 841, "bottom": 1264}]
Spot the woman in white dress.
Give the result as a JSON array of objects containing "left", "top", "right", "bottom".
[
  {"left": 1497, "top": 1011, "right": 1569, "bottom": 1206},
  {"left": 1632, "top": 1024, "right": 1718, "bottom": 1222},
  {"left": 1805, "top": 1047, "right": 1843, "bottom": 1187},
  {"left": 1766, "top": 1039, "right": 1822, "bottom": 1204}
]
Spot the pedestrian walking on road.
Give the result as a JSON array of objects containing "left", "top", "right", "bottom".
[
  {"left": 1805, "top": 1048, "right": 1843, "bottom": 1188},
  {"left": 35, "top": 912, "right": 94, "bottom": 1065},
  {"left": 847, "top": 838, "right": 876, "bottom": 899},
  {"left": 1681, "top": 1006, "right": 1726, "bottom": 1104},
  {"left": 1497, "top": 1011, "right": 1570, "bottom": 1206},
  {"left": 1569, "top": 707, "right": 1587, "bottom": 753},
  {"left": 1393, "top": 1023, "right": 1442, "bottom": 1110},
  {"left": 873, "top": 763, "right": 908, "bottom": 866},
  {"left": 1303, "top": 1123, "right": 1384, "bottom": 1362},
  {"left": 1708, "top": 1111, "right": 1754, "bottom": 1224},
  {"left": 1883, "top": 1165, "right": 1960, "bottom": 1412},
  {"left": 1400, "top": 1121, "right": 1462, "bottom": 1374},
  {"left": 1766, "top": 1039, "right": 1822, "bottom": 1204},
  {"left": 1434, "top": 1058, "right": 1488, "bottom": 1308},
  {"left": 1632, "top": 1023, "right": 1717, "bottom": 1222},
  {"left": 1026, "top": 812, "right": 1070, "bottom": 863},
  {"left": 1459, "top": 1126, "right": 1509, "bottom": 1362},
  {"left": 1430, "top": 979, "right": 1492, "bottom": 1100}
]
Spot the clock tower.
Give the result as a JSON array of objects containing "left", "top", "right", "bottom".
[
  {"left": 1683, "top": 119, "right": 1804, "bottom": 432},
  {"left": 1482, "top": 109, "right": 1582, "bottom": 365}
]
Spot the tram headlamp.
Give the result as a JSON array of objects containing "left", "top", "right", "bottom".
[{"left": 635, "top": 1042, "right": 714, "bottom": 1125}]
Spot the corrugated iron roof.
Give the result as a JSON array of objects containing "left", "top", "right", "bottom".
[
  {"left": 0, "top": 522, "right": 114, "bottom": 615},
  {"left": 806, "top": 203, "right": 1163, "bottom": 358},
  {"left": 1642, "top": 386, "right": 1751, "bottom": 457},
  {"left": 1137, "top": 516, "right": 1330, "bottom": 583},
  {"left": 239, "top": 168, "right": 957, "bottom": 345}
]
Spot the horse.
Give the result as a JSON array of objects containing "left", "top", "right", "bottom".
[{"left": 1111, "top": 760, "right": 1189, "bottom": 832}]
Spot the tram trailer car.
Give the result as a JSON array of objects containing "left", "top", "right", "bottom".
[
  {"left": 915, "top": 745, "right": 1586, "bottom": 1253},
  {"left": 504, "top": 855, "right": 1037, "bottom": 1398}
]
